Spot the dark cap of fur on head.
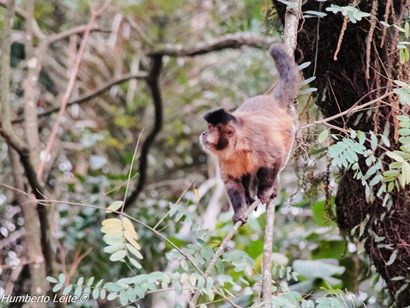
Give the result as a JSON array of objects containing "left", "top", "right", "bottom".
[{"left": 204, "top": 108, "right": 236, "bottom": 125}]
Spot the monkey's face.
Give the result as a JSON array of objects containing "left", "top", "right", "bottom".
[
  {"left": 201, "top": 108, "right": 237, "bottom": 154},
  {"left": 200, "top": 122, "right": 235, "bottom": 153}
]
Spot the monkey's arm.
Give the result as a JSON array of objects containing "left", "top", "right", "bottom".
[{"left": 223, "top": 176, "right": 248, "bottom": 224}]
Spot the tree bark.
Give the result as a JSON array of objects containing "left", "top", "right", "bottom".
[
  {"left": 274, "top": 0, "right": 410, "bottom": 306},
  {"left": 8, "top": 149, "right": 47, "bottom": 308}
]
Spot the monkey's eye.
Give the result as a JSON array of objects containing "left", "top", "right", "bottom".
[{"left": 207, "top": 123, "right": 212, "bottom": 129}]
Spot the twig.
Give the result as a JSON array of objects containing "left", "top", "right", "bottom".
[
  {"left": 189, "top": 200, "right": 260, "bottom": 307},
  {"left": 12, "top": 72, "right": 148, "bottom": 124},
  {"left": 48, "top": 24, "right": 101, "bottom": 44},
  {"left": 148, "top": 32, "right": 274, "bottom": 57},
  {"left": 301, "top": 91, "right": 393, "bottom": 130},
  {"left": 37, "top": 1, "right": 111, "bottom": 180}
]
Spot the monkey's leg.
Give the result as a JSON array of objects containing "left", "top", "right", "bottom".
[
  {"left": 256, "top": 163, "right": 281, "bottom": 205},
  {"left": 225, "top": 177, "right": 248, "bottom": 224},
  {"left": 241, "top": 173, "right": 256, "bottom": 206}
]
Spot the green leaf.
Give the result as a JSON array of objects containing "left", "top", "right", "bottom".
[
  {"left": 129, "top": 257, "right": 143, "bottom": 269},
  {"left": 370, "top": 131, "right": 378, "bottom": 150},
  {"left": 370, "top": 175, "right": 381, "bottom": 186},
  {"left": 107, "top": 200, "right": 124, "bottom": 213},
  {"left": 58, "top": 273, "right": 66, "bottom": 283},
  {"left": 53, "top": 283, "right": 64, "bottom": 292},
  {"left": 127, "top": 287, "right": 136, "bottom": 302},
  {"left": 105, "top": 282, "right": 123, "bottom": 292},
  {"left": 387, "top": 249, "right": 398, "bottom": 266},
  {"left": 387, "top": 151, "right": 404, "bottom": 162},
  {"left": 300, "top": 87, "right": 318, "bottom": 95},
  {"left": 134, "top": 285, "right": 145, "bottom": 298},
  {"left": 77, "top": 277, "right": 84, "bottom": 286},
  {"left": 298, "top": 62, "right": 311, "bottom": 70},
  {"left": 74, "top": 286, "right": 82, "bottom": 297},
  {"left": 110, "top": 250, "right": 127, "bottom": 262},
  {"left": 120, "top": 290, "right": 128, "bottom": 305},
  {"left": 301, "top": 76, "right": 316, "bottom": 85},
  {"left": 380, "top": 134, "right": 391, "bottom": 147},
  {"left": 46, "top": 276, "right": 58, "bottom": 283},
  {"left": 402, "top": 161, "right": 410, "bottom": 184},
  {"left": 92, "top": 288, "right": 100, "bottom": 300},
  {"left": 107, "top": 292, "right": 118, "bottom": 301},
  {"left": 104, "top": 244, "right": 125, "bottom": 254},
  {"left": 400, "top": 49, "right": 405, "bottom": 64},
  {"left": 126, "top": 243, "right": 143, "bottom": 259},
  {"left": 62, "top": 285, "right": 73, "bottom": 295},
  {"left": 318, "top": 130, "right": 329, "bottom": 143},
  {"left": 87, "top": 277, "right": 95, "bottom": 286},
  {"left": 180, "top": 259, "right": 189, "bottom": 271}
]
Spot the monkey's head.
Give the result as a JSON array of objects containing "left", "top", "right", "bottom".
[{"left": 200, "top": 108, "right": 237, "bottom": 154}]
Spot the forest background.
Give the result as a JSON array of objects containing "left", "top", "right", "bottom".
[{"left": 0, "top": 0, "right": 409, "bottom": 308}]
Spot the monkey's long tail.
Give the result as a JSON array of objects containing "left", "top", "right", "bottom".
[{"left": 269, "top": 44, "right": 301, "bottom": 107}]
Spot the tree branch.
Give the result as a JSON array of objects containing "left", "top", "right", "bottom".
[
  {"left": 124, "top": 56, "right": 163, "bottom": 209},
  {"left": 301, "top": 91, "right": 393, "bottom": 130},
  {"left": 148, "top": 32, "right": 274, "bottom": 57},
  {"left": 12, "top": 72, "right": 148, "bottom": 124},
  {"left": 37, "top": 2, "right": 110, "bottom": 180},
  {"left": 0, "top": 0, "right": 56, "bottom": 279},
  {"left": 262, "top": 1, "right": 301, "bottom": 306},
  {"left": 189, "top": 201, "right": 260, "bottom": 307},
  {"left": 48, "top": 24, "right": 101, "bottom": 44}
]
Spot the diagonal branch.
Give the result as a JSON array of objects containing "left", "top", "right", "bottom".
[
  {"left": 37, "top": 2, "right": 111, "bottom": 180},
  {"left": 301, "top": 91, "right": 393, "bottom": 130},
  {"left": 148, "top": 32, "right": 275, "bottom": 57},
  {"left": 189, "top": 201, "right": 260, "bottom": 307},
  {"left": 12, "top": 72, "right": 149, "bottom": 124}
]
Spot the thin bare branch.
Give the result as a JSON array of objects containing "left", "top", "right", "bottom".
[
  {"left": 190, "top": 200, "right": 260, "bottom": 307},
  {"left": 37, "top": 2, "right": 111, "bottom": 180},
  {"left": 48, "top": 24, "right": 101, "bottom": 44},
  {"left": 301, "top": 91, "right": 393, "bottom": 130},
  {"left": 148, "top": 32, "right": 275, "bottom": 57},
  {"left": 12, "top": 72, "right": 148, "bottom": 124}
]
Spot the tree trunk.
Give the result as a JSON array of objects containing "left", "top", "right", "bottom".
[{"left": 274, "top": 0, "right": 410, "bottom": 306}]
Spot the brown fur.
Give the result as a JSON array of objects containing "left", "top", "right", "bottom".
[{"left": 200, "top": 44, "right": 300, "bottom": 224}]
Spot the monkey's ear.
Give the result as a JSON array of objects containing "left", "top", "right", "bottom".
[
  {"left": 204, "top": 108, "right": 236, "bottom": 125},
  {"left": 226, "top": 124, "right": 236, "bottom": 137}
]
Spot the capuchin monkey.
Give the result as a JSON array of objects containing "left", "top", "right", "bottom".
[{"left": 200, "top": 44, "right": 301, "bottom": 224}]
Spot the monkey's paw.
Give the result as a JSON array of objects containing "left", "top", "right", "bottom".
[{"left": 232, "top": 210, "right": 248, "bottom": 225}]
